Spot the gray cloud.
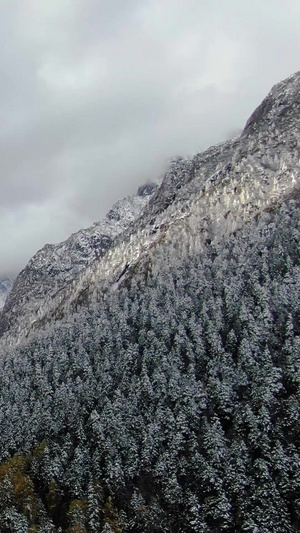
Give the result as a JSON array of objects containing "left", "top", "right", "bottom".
[{"left": 0, "top": 0, "right": 299, "bottom": 276}]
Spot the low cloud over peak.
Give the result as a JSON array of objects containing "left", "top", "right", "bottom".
[{"left": 0, "top": 0, "right": 299, "bottom": 277}]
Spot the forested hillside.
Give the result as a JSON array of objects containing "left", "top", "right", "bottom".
[
  {"left": 1, "top": 71, "right": 300, "bottom": 531},
  {"left": 0, "top": 193, "right": 300, "bottom": 531}
]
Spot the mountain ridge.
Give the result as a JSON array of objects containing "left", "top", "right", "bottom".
[
  {"left": 1, "top": 71, "right": 300, "bottom": 342},
  {"left": 0, "top": 182, "right": 159, "bottom": 337}
]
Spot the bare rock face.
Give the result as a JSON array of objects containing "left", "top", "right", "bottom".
[
  {"left": 243, "top": 71, "right": 300, "bottom": 137},
  {"left": 2, "top": 71, "right": 300, "bottom": 340},
  {"left": 137, "top": 182, "right": 158, "bottom": 197},
  {"left": 0, "top": 278, "right": 13, "bottom": 310}
]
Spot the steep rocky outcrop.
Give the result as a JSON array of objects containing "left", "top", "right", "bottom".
[
  {"left": 0, "top": 185, "right": 158, "bottom": 336},
  {"left": 0, "top": 278, "right": 13, "bottom": 310}
]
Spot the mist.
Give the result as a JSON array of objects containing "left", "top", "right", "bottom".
[{"left": 1, "top": 0, "right": 299, "bottom": 276}]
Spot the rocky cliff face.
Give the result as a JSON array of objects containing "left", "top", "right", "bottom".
[
  {"left": 0, "top": 278, "right": 13, "bottom": 310},
  {"left": 1, "top": 71, "right": 300, "bottom": 340}
]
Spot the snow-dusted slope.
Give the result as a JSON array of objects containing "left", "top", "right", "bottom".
[
  {"left": 2, "top": 71, "right": 300, "bottom": 340},
  {"left": 0, "top": 183, "right": 158, "bottom": 336},
  {"left": 28, "top": 186, "right": 158, "bottom": 281}
]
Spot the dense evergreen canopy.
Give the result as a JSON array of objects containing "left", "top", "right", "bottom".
[{"left": 0, "top": 196, "right": 299, "bottom": 531}]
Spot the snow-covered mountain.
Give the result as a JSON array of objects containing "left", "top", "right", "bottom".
[
  {"left": 0, "top": 182, "right": 158, "bottom": 336},
  {"left": 2, "top": 71, "right": 300, "bottom": 340},
  {"left": 1, "top": 73, "right": 300, "bottom": 532}
]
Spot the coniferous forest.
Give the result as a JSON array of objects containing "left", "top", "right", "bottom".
[{"left": 0, "top": 195, "right": 299, "bottom": 531}]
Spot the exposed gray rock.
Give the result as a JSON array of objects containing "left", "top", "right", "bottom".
[
  {"left": 0, "top": 278, "right": 13, "bottom": 310},
  {"left": 137, "top": 182, "right": 159, "bottom": 197}
]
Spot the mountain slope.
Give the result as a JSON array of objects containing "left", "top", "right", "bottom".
[
  {"left": 0, "top": 179, "right": 300, "bottom": 531},
  {"left": 0, "top": 183, "right": 158, "bottom": 337},
  {"left": 2, "top": 71, "right": 300, "bottom": 341},
  {"left": 0, "top": 73, "right": 299, "bottom": 532}
]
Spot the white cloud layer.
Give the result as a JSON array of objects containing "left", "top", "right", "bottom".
[{"left": 0, "top": 0, "right": 299, "bottom": 276}]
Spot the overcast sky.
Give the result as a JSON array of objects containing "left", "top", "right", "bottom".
[{"left": 0, "top": 0, "right": 300, "bottom": 276}]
